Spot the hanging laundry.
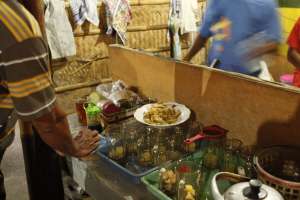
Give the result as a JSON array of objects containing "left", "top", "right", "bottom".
[
  {"left": 103, "top": 0, "right": 132, "bottom": 45},
  {"left": 44, "top": 0, "right": 76, "bottom": 59},
  {"left": 70, "top": 0, "right": 99, "bottom": 26},
  {"left": 168, "top": 0, "right": 198, "bottom": 59},
  {"left": 180, "top": 0, "right": 198, "bottom": 34},
  {"left": 168, "top": 0, "right": 182, "bottom": 59}
]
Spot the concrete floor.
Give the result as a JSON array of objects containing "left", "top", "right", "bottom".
[{"left": 2, "top": 124, "right": 29, "bottom": 200}]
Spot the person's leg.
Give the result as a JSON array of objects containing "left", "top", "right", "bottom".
[{"left": 0, "top": 133, "right": 15, "bottom": 200}]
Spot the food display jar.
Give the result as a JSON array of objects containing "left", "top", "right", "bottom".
[
  {"left": 159, "top": 164, "right": 177, "bottom": 196},
  {"left": 168, "top": 126, "right": 183, "bottom": 161},
  {"left": 221, "top": 138, "right": 243, "bottom": 173},
  {"left": 85, "top": 103, "right": 102, "bottom": 132},
  {"left": 107, "top": 124, "right": 126, "bottom": 161},
  {"left": 203, "top": 140, "right": 222, "bottom": 170},
  {"left": 75, "top": 97, "right": 88, "bottom": 125},
  {"left": 137, "top": 127, "right": 155, "bottom": 166},
  {"left": 183, "top": 121, "right": 202, "bottom": 153},
  {"left": 176, "top": 160, "right": 201, "bottom": 200},
  {"left": 153, "top": 128, "right": 169, "bottom": 166},
  {"left": 126, "top": 128, "right": 138, "bottom": 157}
]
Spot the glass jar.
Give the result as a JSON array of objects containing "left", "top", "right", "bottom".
[
  {"left": 203, "top": 140, "right": 222, "bottom": 170},
  {"left": 159, "top": 165, "right": 177, "bottom": 197},
  {"left": 168, "top": 126, "right": 183, "bottom": 161},
  {"left": 85, "top": 103, "right": 102, "bottom": 132},
  {"left": 183, "top": 121, "right": 202, "bottom": 153},
  {"left": 153, "top": 128, "right": 168, "bottom": 166},
  {"left": 107, "top": 125, "right": 126, "bottom": 161},
  {"left": 137, "top": 127, "right": 154, "bottom": 167},
  {"left": 176, "top": 160, "right": 201, "bottom": 200},
  {"left": 126, "top": 129, "right": 138, "bottom": 157},
  {"left": 240, "top": 145, "right": 257, "bottom": 178},
  {"left": 75, "top": 97, "right": 87, "bottom": 126},
  {"left": 221, "top": 138, "right": 243, "bottom": 173}
]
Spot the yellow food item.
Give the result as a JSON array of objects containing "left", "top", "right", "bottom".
[
  {"left": 142, "top": 151, "right": 151, "bottom": 162},
  {"left": 161, "top": 170, "right": 177, "bottom": 192},
  {"left": 116, "top": 146, "right": 124, "bottom": 156},
  {"left": 144, "top": 103, "right": 181, "bottom": 125},
  {"left": 185, "top": 192, "right": 195, "bottom": 200},
  {"left": 204, "top": 152, "right": 218, "bottom": 168},
  {"left": 185, "top": 143, "right": 196, "bottom": 152},
  {"left": 184, "top": 185, "right": 196, "bottom": 196},
  {"left": 109, "top": 146, "right": 125, "bottom": 160}
]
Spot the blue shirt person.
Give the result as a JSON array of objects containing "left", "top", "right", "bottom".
[{"left": 184, "top": 0, "right": 281, "bottom": 77}]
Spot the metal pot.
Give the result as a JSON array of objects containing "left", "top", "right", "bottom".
[{"left": 211, "top": 172, "right": 284, "bottom": 200}]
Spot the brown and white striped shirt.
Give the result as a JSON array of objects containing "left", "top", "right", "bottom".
[{"left": 0, "top": 0, "right": 56, "bottom": 138}]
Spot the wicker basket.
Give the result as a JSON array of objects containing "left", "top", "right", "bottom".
[{"left": 254, "top": 146, "right": 300, "bottom": 200}]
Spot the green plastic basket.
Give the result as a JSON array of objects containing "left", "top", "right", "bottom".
[{"left": 141, "top": 150, "right": 237, "bottom": 200}]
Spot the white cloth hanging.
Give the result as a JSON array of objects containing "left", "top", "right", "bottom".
[
  {"left": 70, "top": 0, "right": 99, "bottom": 26},
  {"left": 180, "top": 0, "right": 198, "bottom": 34},
  {"left": 44, "top": 0, "right": 76, "bottom": 59},
  {"left": 168, "top": 0, "right": 198, "bottom": 35}
]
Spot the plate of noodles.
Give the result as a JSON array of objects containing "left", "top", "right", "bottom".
[{"left": 134, "top": 102, "right": 191, "bottom": 127}]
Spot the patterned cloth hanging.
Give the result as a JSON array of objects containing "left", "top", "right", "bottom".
[{"left": 103, "top": 0, "right": 132, "bottom": 45}]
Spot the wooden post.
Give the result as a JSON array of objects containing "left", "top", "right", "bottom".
[{"left": 17, "top": 1, "right": 65, "bottom": 200}]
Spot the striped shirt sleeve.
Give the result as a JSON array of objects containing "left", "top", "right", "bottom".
[{"left": 0, "top": 38, "right": 56, "bottom": 121}]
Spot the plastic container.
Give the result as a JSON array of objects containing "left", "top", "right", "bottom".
[
  {"left": 97, "top": 143, "right": 159, "bottom": 184},
  {"left": 280, "top": 74, "right": 294, "bottom": 85},
  {"left": 141, "top": 150, "right": 241, "bottom": 200}
]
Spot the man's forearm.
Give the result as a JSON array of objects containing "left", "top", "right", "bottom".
[
  {"left": 32, "top": 104, "right": 79, "bottom": 157},
  {"left": 288, "top": 48, "right": 300, "bottom": 68},
  {"left": 247, "top": 42, "right": 278, "bottom": 60},
  {"left": 184, "top": 33, "right": 208, "bottom": 61}
]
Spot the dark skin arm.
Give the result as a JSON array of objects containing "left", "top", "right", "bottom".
[
  {"left": 183, "top": 33, "right": 209, "bottom": 61},
  {"left": 288, "top": 47, "right": 300, "bottom": 69},
  {"left": 184, "top": 32, "right": 278, "bottom": 62},
  {"left": 32, "top": 104, "right": 100, "bottom": 158},
  {"left": 247, "top": 42, "right": 278, "bottom": 60}
]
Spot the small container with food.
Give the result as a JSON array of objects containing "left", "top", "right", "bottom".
[
  {"left": 176, "top": 160, "right": 201, "bottom": 200},
  {"left": 137, "top": 127, "right": 155, "bottom": 167},
  {"left": 126, "top": 128, "right": 138, "bottom": 157},
  {"left": 107, "top": 125, "right": 126, "bottom": 161},
  {"left": 85, "top": 103, "right": 103, "bottom": 133},
  {"left": 168, "top": 126, "right": 183, "bottom": 161},
  {"left": 153, "top": 128, "right": 169, "bottom": 165},
  {"left": 221, "top": 138, "right": 243, "bottom": 173},
  {"left": 182, "top": 121, "right": 203, "bottom": 153},
  {"left": 75, "top": 96, "right": 88, "bottom": 125},
  {"left": 159, "top": 166, "right": 177, "bottom": 196}
]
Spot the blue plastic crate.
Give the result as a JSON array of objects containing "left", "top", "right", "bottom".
[{"left": 97, "top": 143, "right": 159, "bottom": 184}]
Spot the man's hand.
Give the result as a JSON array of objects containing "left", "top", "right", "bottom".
[
  {"left": 73, "top": 128, "right": 101, "bottom": 158},
  {"left": 183, "top": 33, "right": 208, "bottom": 62}
]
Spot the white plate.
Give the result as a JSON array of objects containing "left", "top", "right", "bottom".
[{"left": 134, "top": 102, "right": 191, "bottom": 127}]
